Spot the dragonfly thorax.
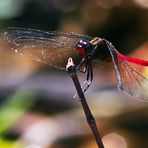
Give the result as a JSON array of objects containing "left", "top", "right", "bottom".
[{"left": 76, "top": 39, "right": 94, "bottom": 57}]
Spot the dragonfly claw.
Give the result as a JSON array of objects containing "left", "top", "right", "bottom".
[
  {"left": 72, "top": 79, "right": 92, "bottom": 101},
  {"left": 72, "top": 93, "right": 81, "bottom": 101}
]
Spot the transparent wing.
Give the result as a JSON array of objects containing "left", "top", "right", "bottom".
[
  {"left": 105, "top": 40, "right": 148, "bottom": 101},
  {"left": 2, "top": 27, "right": 92, "bottom": 69},
  {"left": 117, "top": 56, "right": 148, "bottom": 101}
]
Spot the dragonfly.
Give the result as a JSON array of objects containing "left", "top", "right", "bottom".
[{"left": 2, "top": 27, "right": 148, "bottom": 101}]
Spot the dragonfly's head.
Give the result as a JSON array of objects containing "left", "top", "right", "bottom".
[{"left": 76, "top": 39, "right": 93, "bottom": 57}]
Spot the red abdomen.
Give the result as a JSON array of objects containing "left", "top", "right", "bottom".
[{"left": 115, "top": 49, "right": 148, "bottom": 66}]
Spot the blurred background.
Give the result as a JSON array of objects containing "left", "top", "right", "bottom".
[{"left": 0, "top": 0, "right": 148, "bottom": 148}]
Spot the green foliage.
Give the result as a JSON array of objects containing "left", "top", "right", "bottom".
[{"left": 0, "top": 89, "right": 35, "bottom": 134}]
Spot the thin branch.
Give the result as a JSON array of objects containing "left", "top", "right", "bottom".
[{"left": 66, "top": 58, "right": 104, "bottom": 148}]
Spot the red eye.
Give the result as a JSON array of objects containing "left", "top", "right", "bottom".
[
  {"left": 76, "top": 39, "right": 88, "bottom": 57},
  {"left": 76, "top": 46, "right": 86, "bottom": 57}
]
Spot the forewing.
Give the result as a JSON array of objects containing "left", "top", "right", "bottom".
[{"left": 2, "top": 27, "right": 92, "bottom": 69}]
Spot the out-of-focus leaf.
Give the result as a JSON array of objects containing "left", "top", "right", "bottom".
[
  {"left": 0, "top": 138, "right": 23, "bottom": 148},
  {"left": 0, "top": 89, "right": 35, "bottom": 133}
]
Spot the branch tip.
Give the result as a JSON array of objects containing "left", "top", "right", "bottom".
[{"left": 66, "top": 57, "right": 76, "bottom": 73}]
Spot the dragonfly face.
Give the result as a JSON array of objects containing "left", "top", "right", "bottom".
[
  {"left": 76, "top": 39, "right": 94, "bottom": 57},
  {"left": 76, "top": 37, "right": 111, "bottom": 63}
]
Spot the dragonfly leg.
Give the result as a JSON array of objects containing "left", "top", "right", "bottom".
[
  {"left": 79, "top": 44, "right": 99, "bottom": 92},
  {"left": 81, "top": 63, "right": 93, "bottom": 92},
  {"left": 72, "top": 64, "right": 93, "bottom": 100},
  {"left": 73, "top": 56, "right": 93, "bottom": 99},
  {"left": 73, "top": 58, "right": 93, "bottom": 100},
  {"left": 76, "top": 58, "right": 87, "bottom": 73},
  {"left": 73, "top": 58, "right": 87, "bottom": 100},
  {"left": 80, "top": 44, "right": 98, "bottom": 92}
]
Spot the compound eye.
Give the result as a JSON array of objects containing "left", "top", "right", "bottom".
[{"left": 76, "top": 39, "right": 90, "bottom": 57}]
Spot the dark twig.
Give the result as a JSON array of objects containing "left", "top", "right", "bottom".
[{"left": 66, "top": 58, "right": 104, "bottom": 148}]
